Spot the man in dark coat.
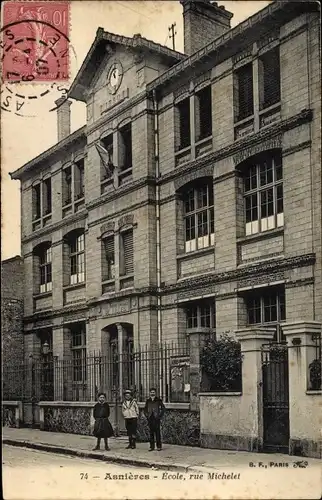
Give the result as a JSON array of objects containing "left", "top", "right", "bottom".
[{"left": 144, "top": 387, "right": 165, "bottom": 451}]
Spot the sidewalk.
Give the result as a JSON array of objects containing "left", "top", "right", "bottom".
[{"left": 3, "top": 427, "right": 320, "bottom": 472}]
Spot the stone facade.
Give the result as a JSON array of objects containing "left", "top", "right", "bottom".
[{"left": 9, "top": 1, "right": 321, "bottom": 408}]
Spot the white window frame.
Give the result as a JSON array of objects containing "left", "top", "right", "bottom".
[
  {"left": 184, "top": 182, "right": 215, "bottom": 253},
  {"left": 244, "top": 153, "right": 283, "bottom": 236},
  {"left": 70, "top": 233, "right": 85, "bottom": 285}
]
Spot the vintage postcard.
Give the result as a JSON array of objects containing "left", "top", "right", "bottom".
[{"left": 1, "top": 1, "right": 321, "bottom": 499}]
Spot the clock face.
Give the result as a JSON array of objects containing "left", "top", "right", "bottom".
[{"left": 107, "top": 62, "right": 123, "bottom": 95}]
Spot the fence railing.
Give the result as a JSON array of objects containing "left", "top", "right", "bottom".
[
  {"left": 308, "top": 334, "right": 321, "bottom": 391},
  {"left": 2, "top": 342, "right": 190, "bottom": 404}
]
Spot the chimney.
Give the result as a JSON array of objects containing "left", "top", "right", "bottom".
[
  {"left": 180, "top": 0, "right": 233, "bottom": 55},
  {"left": 55, "top": 97, "right": 72, "bottom": 141}
]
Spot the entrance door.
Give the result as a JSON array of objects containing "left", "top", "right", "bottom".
[{"left": 261, "top": 343, "right": 290, "bottom": 453}]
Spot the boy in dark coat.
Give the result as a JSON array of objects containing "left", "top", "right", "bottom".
[
  {"left": 93, "top": 392, "right": 114, "bottom": 451},
  {"left": 144, "top": 388, "right": 165, "bottom": 451}
]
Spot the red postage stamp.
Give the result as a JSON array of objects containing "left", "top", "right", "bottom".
[{"left": 1, "top": 1, "right": 70, "bottom": 82}]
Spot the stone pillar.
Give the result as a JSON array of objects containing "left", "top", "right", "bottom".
[
  {"left": 189, "top": 83, "right": 196, "bottom": 159},
  {"left": 252, "top": 43, "right": 260, "bottom": 133},
  {"left": 282, "top": 321, "right": 322, "bottom": 458},
  {"left": 236, "top": 326, "right": 275, "bottom": 451},
  {"left": 116, "top": 323, "right": 124, "bottom": 399},
  {"left": 189, "top": 329, "right": 208, "bottom": 411},
  {"left": 113, "top": 130, "right": 120, "bottom": 189}
]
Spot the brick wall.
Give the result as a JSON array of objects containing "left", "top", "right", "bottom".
[
  {"left": 2, "top": 256, "right": 24, "bottom": 367},
  {"left": 308, "top": 13, "right": 322, "bottom": 322},
  {"left": 181, "top": 0, "right": 232, "bottom": 56}
]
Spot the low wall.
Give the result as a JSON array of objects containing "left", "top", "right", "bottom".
[
  {"left": 199, "top": 392, "right": 261, "bottom": 452},
  {"left": 37, "top": 401, "right": 200, "bottom": 446},
  {"left": 137, "top": 403, "right": 200, "bottom": 447},
  {"left": 2, "top": 401, "right": 23, "bottom": 428},
  {"left": 40, "top": 402, "right": 94, "bottom": 435},
  {"left": 289, "top": 390, "right": 322, "bottom": 458}
]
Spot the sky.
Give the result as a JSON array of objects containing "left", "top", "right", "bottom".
[{"left": 1, "top": 0, "right": 270, "bottom": 260}]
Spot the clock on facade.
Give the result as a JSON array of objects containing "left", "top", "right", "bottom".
[{"left": 107, "top": 61, "right": 123, "bottom": 95}]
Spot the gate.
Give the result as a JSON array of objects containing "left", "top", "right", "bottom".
[{"left": 261, "top": 343, "right": 290, "bottom": 453}]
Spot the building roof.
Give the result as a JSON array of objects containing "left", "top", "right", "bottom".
[
  {"left": 1, "top": 255, "right": 23, "bottom": 264},
  {"left": 9, "top": 126, "right": 86, "bottom": 180},
  {"left": 10, "top": 1, "right": 318, "bottom": 180},
  {"left": 69, "top": 28, "right": 185, "bottom": 101},
  {"left": 147, "top": 0, "right": 318, "bottom": 92}
]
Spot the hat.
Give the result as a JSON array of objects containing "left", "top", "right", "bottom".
[{"left": 124, "top": 389, "right": 132, "bottom": 394}]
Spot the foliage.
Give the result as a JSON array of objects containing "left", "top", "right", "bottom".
[
  {"left": 137, "top": 409, "right": 200, "bottom": 447},
  {"left": 309, "top": 358, "right": 321, "bottom": 390},
  {"left": 44, "top": 407, "right": 91, "bottom": 435},
  {"left": 200, "top": 333, "right": 242, "bottom": 392}
]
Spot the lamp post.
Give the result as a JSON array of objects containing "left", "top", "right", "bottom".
[
  {"left": 42, "top": 341, "right": 50, "bottom": 356},
  {"left": 41, "top": 341, "right": 52, "bottom": 400}
]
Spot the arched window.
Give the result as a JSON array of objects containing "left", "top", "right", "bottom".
[
  {"left": 241, "top": 150, "right": 283, "bottom": 236},
  {"left": 34, "top": 242, "right": 52, "bottom": 293},
  {"left": 182, "top": 179, "right": 214, "bottom": 253},
  {"left": 64, "top": 230, "right": 85, "bottom": 285}
]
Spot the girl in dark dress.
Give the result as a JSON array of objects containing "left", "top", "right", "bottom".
[{"left": 93, "top": 392, "right": 114, "bottom": 451}]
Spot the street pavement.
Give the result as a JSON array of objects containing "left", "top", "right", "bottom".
[{"left": 2, "top": 428, "right": 322, "bottom": 499}]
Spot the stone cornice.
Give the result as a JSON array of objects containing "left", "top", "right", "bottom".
[
  {"left": 86, "top": 176, "right": 156, "bottom": 212},
  {"left": 158, "top": 109, "right": 313, "bottom": 186},
  {"left": 22, "top": 210, "right": 88, "bottom": 245},
  {"left": 23, "top": 286, "right": 159, "bottom": 323},
  {"left": 161, "top": 253, "right": 316, "bottom": 295}
]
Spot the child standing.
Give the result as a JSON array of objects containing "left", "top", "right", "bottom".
[
  {"left": 93, "top": 392, "right": 114, "bottom": 451},
  {"left": 122, "top": 389, "right": 139, "bottom": 449}
]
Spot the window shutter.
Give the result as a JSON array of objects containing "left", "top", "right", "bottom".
[
  {"left": 122, "top": 230, "right": 134, "bottom": 275},
  {"left": 238, "top": 63, "right": 253, "bottom": 120},
  {"left": 105, "top": 237, "right": 114, "bottom": 258}
]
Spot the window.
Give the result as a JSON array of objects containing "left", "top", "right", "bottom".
[
  {"left": 32, "top": 184, "right": 41, "bottom": 220},
  {"left": 195, "top": 86, "right": 212, "bottom": 141},
  {"left": 176, "top": 98, "right": 191, "bottom": 150},
  {"left": 74, "top": 159, "right": 84, "bottom": 200},
  {"left": 62, "top": 159, "right": 86, "bottom": 209},
  {"left": 259, "top": 47, "right": 281, "bottom": 110},
  {"left": 69, "top": 233, "right": 85, "bottom": 284},
  {"left": 102, "top": 236, "right": 115, "bottom": 281},
  {"left": 235, "top": 63, "right": 253, "bottom": 121},
  {"left": 32, "top": 179, "right": 52, "bottom": 227},
  {"left": 101, "top": 134, "right": 113, "bottom": 181},
  {"left": 63, "top": 166, "right": 72, "bottom": 206},
  {"left": 39, "top": 246, "right": 52, "bottom": 293},
  {"left": 70, "top": 323, "right": 86, "bottom": 383},
  {"left": 119, "top": 124, "right": 132, "bottom": 172},
  {"left": 183, "top": 180, "right": 214, "bottom": 253},
  {"left": 43, "top": 178, "right": 52, "bottom": 215},
  {"left": 243, "top": 152, "right": 283, "bottom": 236},
  {"left": 186, "top": 300, "right": 216, "bottom": 329},
  {"left": 246, "top": 286, "right": 285, "bottom": 341},
  {"left": 120, "top": 230, "right": 134, "bottom": 276}
]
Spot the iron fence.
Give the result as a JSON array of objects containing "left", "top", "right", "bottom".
[
  {"left": 308, "top": 334, "right": 321, "bottom": 391},
  {"left": 3, "top": 342, "right": 190, "bottom": 403}
]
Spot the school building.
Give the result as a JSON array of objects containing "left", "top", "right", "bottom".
[{"left": 5, "top": 0, "right": 321, "bottom": 457}]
